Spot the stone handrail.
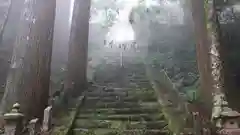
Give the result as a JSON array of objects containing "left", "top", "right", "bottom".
[
  {"left": 145, "top": 64, "right": 190, "bottom": 134},
  {"left": 143, "top": 60, "right": 240, "bottom": 135},
  {"left": 2, "top": 103, "right": 53, "bottom": 135}
]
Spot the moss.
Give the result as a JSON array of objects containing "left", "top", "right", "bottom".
[
  {"left": 161, "top": 106, "right": 186, "bottom": 134},
  {"left": 52, "top": 125, "right": 69, "bottom": 135},
  {"left": 52, "top": 96, "right": 85, "bottom": 135},
  {"left": 145, "top": 66, "right": 190, "bottom": 134},
  {"left": 52, "top": 110, "right": 76, "bottom": 135},
  {"left": 110, "top": 121, "right": 123, "bottom": 129},
  {"left": 77, "top": 129, "right": 96, "bottom": 135}
]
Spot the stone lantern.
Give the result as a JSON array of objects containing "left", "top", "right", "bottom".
[
  {"left": 219, "top": 107, "right": 240, "bottom": 129},
  {"left": 3, "top": 103, "right": 24, "bottom": 135}
]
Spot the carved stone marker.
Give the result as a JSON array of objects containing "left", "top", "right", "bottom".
[
  {"left": 42, "top": 106, "right": 52, "bottom": 132},
  {"left": 3, "top": 103, "right": 24, "bottom": 135},
  {"left": 202, "top": 128, "right": 211, "bottom": 135},
  {"left": 192, "top": 112, "right": 201, "bottom": 135},
  {"left": 220, "top": 107, "right": 240, "bottom": 129},
  {"left": 215, "top": 107, "right": 240, "bottom": 135},
  {"left": 29, "top": 118, "right": 40, "bottom": 135}
]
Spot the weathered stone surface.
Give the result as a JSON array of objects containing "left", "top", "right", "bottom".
[
  {"left": 42, "top": 106, "right": 52, "bottom": 132},
  {"left": 3, "top": 103, "right": 24, "bottom": 135},
  {"left": 29, "top": 118, "right": 40, "bottom": 135}
]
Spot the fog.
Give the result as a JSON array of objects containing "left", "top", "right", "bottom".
[
  {"left": 49, "top": 0, "right": 197, "bottom": 91},
  {"left": 51, "top": 0, "right": 72, "bottom": 71}
]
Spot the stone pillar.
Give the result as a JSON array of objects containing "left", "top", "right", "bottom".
[
  {"left": 3, "top": 103, "right": 24, "bottom": 135},
  {"left": 42, "top": 106, "right": 52, "bottom": 132},
  {"left": 192, "top": 112, "right": 201, "bottom": 135},
  {"left": 29, "top": 118, "right": 40, "bottom": 135},
  {"left": 203, "top": 128, "right": 211, "bottom": 135}
]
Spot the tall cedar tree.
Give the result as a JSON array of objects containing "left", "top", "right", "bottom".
[
  {"left": 191, "top": 0, "right": 226, "bottom": 118},
  {"left": 207, "top": 0, "right": 225, "bottom": 95},
  {"left": 66, "top": 0, "right": 91, "bottom": 93},
  {"left": 0, "top": 0, "right": 56, "bottom": 120},
  {"left": 0, "top": 0, "right": 13, "bottom": 91},
  {"left": 191, "top": 0, "right": 213, "bottom": 118},
  {"left": 0, "top": 0, "right": 11, "bottom": 42}
]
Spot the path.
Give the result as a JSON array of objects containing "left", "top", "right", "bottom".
[{"left": 69, "top": 63, "right": 170, "bottom": 135}]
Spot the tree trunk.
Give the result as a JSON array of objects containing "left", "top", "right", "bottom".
[
  {"left": 0, "top": 0, "right": 13, "bottom": 91},
  {"left": 206, "top": 0, "right": 224, "bottom": 94},
  {"left": 190, "top": 0, "right": 215, "bottom": 118},
  {"left": 0, "top": 0, "right": 12, "bottom": 43},
  {"left": 191, "top": 0, "right": 228, "bottom": 120},
  {"left": 206, "top": 0, "right": 228, "bottom": 120},
  {"left": 66, "top": 0, "right": 91, "bottom": 93},
  {"left": 0, "top": 0, "right": 56, "bottom": 120}
]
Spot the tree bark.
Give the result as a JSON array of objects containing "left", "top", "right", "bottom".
[
  {"left": 0, "top": 0, "right": 12, "bottom": 43},
  {"left": 190, "top": 0, "right": 215, "bottom": 117},
  {"left": 0, "top": 0, "right": 56, "bottom": 120},
  {"left": 205, "top": 0, "right": 229, "bottom": 120},
  {"left": 0, "top": 0, "right": 13, "bottom": 90},
  {"left": 66, "top": 0, "right": 91, "bottom": 93},
  {"left": 206, "top": 0, "right": 224, "bottom": 95},
  {"left": 191, "top": 0, "right": 228, "bottom": 120}
]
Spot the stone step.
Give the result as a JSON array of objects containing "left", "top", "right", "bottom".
[
  {"left": 128, "top": 81, "right": 150, "bottom": 84},
  {"left": 82, "top": 101, "right": 160, "bottom": 109},
  {"left": 79, "top": 107, "right": 161, "bottom": 115},
  {"left": 76, "top": 113, "right": 165, "bottom": 121},
  {"left": 73, "top": 128, "right": 169, "bottom": 135},
  {"left": 86, "top": 91, "right": 127, "bottom": 97},
  {"left": 74, "top": 119, "right": 111, "bottom": 129},
  {"left": 129, "top": 79, "right": 149, "bottom": 81},
  {"left": 82, "top": 101, "right": 140, "bottom": 109},
  {"left": 87, "top": 87, "right": 152, "bottom": 94},
  {"left": 98, "top": 87, "right": 132, "bottom": 92},
  {"left": 128, "top": 75, "right": 148, "bottom": 78},
  {"left": 86, "top": 90, "right": 156, "bottom": 98},
  {"left": 125, "top": 121, "right": 167, "bottom": 130},
  {"left": 128, "top": 81, "right": 149, "bottom": 84},
  {"left": 74, "top": 119, "right": 167, "bottom": 129},
  {"left": 86, "top": 95, "right": 157, "bottom": 102},
  {"left": 129, "top": 82, "right": 152, "bottom": 89},
  {"left": 89, "top": 87, "right": 134, "bottom": 91},
  {"left": 127, "top": 74, "right": 146, "bottom": 77}
]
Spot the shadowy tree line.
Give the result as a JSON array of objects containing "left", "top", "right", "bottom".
[{"left": 0, "top": 0, "right": 91, "bottom": 122}]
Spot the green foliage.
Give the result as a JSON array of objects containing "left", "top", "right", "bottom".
[
  {"left": 52, "top": 97, "right": 85, "bottom": 135},
  {"left": 182, "top": 79, "right": 200, "bottom": 102},
  {"left": 82, "top": 130, "right": 96, "bottom": 135},
  {"left": 52, "top": 126, "right": 69, "bottom": 135},
  {"left": 161, "top": 107, "right": 186, "bottom": 135},
  {"left": 52, "top": 111, "right": 76, "bottom": 135}
]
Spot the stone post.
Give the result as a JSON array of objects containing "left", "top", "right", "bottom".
[
  {"left": 203, "top": 128, "right": 211, "bottom": 135},
  {"left": 29, "top": 118, "right": 40, "bottom": 135},
  {"left": 42, "top": 106, "right": 52, "bottom": 132},
  {"left": 3, "top": 103, "right": 24, "bottom": 135},
  {"left": 192, "top": 112, "right": 201, "bottom": 135}
]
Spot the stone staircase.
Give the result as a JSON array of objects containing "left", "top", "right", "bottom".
[
  {"left": 71, "top": 86, "right": 169, "bottom": 135},
  {"left": 70, "top": 63, "right": 170, "bottom": 135}
]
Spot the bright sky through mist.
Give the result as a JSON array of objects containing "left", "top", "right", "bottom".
[
  {"left": 69, "top": 0, "right": 182, "bottom": 43},
  {"left": 107, "top": 0, "right": 140, "bottom": 43},
  {"left": 107, "top": 0, "right": 161, "bottom": 43},
  {"left": 69, "top": 0, "right": 75, "bottom": 25}
]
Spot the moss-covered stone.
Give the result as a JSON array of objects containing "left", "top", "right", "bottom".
[
  {"left": 52, "top": 111, "right": 75, "bottom": 135},
  {"left": 52, "top": 96, "right": 85, "bottom": 135}
]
